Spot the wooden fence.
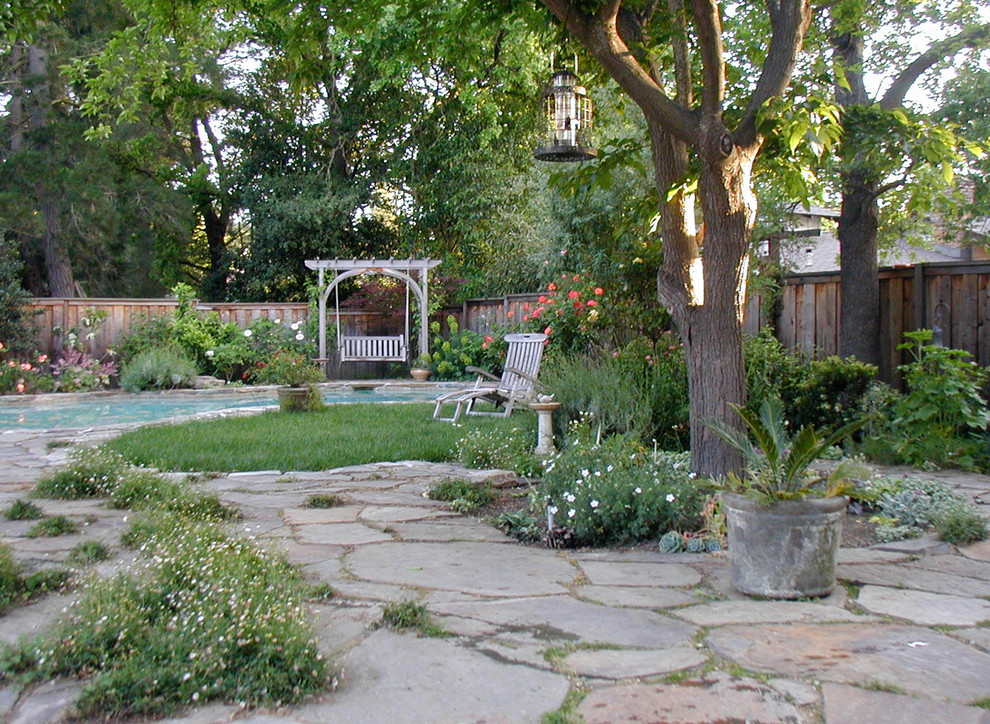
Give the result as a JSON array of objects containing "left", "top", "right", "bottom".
[
  {"left": 21, "top": 260, "right": 990, "bottom": 384},
  {"left": 747, "top": 261, "right": 990, "bottom": 383},
  {"left": 444, "top": 261, "right": 990, "bottom": 385},
  {"left": 25, "top": 298, "right": 338, "bottom": 357}
]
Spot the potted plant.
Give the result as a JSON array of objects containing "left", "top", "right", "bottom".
[
  {"left": 410, "top": 354, "right": 433, "bottom": 382},
  {"left": 253, "top": 351, "right": 325, "bottom": 412},
  {"left": 706, "top": 398, "right": 865, "bottom": 599}
]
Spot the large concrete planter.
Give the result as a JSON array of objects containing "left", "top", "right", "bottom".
[
  {"left": 723, "top": 492, "right": 846, "bottom": 599},
  {"left": 277, "top": 385, "right": 323, "bottom": 413}
]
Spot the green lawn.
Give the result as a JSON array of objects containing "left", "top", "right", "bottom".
[{"left": 106, "top": 403, "right": 534, "bottom": 472}]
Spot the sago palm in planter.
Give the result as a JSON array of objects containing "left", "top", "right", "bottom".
[{"left": 707, "top": 399, "right": 865, "bottom": 599}]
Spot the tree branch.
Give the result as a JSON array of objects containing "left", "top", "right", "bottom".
[
  {"left": 831, "top": 30, "right": 870, "bottom": 107},
  {"left": 881, "top": 23, "right": 990, "bottom": 109},
  {"left": 668, "top": 0, "right": 692, "bottom": 105},
  {"left": 688, "top": 0, "right": 725, "bottom": 115},
  {"left": 541, "top": 0, "right": 699, "bottom": 145},
  {"left": 736, "top": 0, "right": 812, "bottom": 146}
]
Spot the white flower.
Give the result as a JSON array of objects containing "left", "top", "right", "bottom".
[
  {"left": 564, "top": 493, "right": 575, "bottom": 503},
  {"left": 295, "top": 333, "right": 304, "bottom": 341},
  {"left": 205, "top": 349, "right": 214, "bottom": 357},
  {"left": 634, "top": 487, "right": 642, "bottom": 494},
  {"left": 665, "top": 493, "right": 676, "bottom": 503},
  {"left": 568, "top": 509, "right": 576, "bottom": 519},
  {"left": 243, "top": 329, "right": 253, "bottom": 337},
  {"left": 688, "top": 472, "right": 697, "bottom": 479},
  {"left": 581, "top": 469, "right": 590, "bottom": 478},
  {"left": 274, "top": 318, "right": 281, "bottom": 324},
  {"left": 290, "top": 322, "right": 299, "bottom": 330},
  {"left": 590, "top": 500, "right": 599, "bottom": 509},
  {"left": 606, "top": 465, "right": 614, "bottom": 472},
  {"left": 549, "top": 506, "right": 559, "bottom": 515}
]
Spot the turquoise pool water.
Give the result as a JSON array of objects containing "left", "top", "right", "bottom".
[{"left": 0, "top": 386, "right": 442, "bottom": 430}]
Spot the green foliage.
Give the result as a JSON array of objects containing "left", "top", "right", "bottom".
[
  {"left": 0, "top": 236, "right": 34, "bottom": 355},
  {"left": 66, "top": 541, "right": 112, "bottom": 566},
  {"left": 3, "top": 499, "right": 44, "bottom": 521},
  {"left": 788, "top": 356, "right": 877, "bottom": 432},
  {"left": 3, "top": 514, "right": 327, "bottom": 718},
  {"left": 27, "top": 515, "right": 79, "bottom": 538},
  {"left": 379, "top": 601, "right": 447, "bottom": 637},
  {"left": 303, "top": 494, "right": 343, "bottom": 509},
  {"left": 538, "top": 423, "right": 704, "bottom": 546},
  {"left": 706, "top": 398, "right": 867, "bottom": 502},
  {"left": 744, "top": 329, "right": 805, "bottom": 414},
  {"left": 531, "top": 273, "right": 608, "bottom": 355},
  {"left": 491, "top": 512, "right": 542, "bottom": 543},
  {"left": 249, "top": 350, "right": 324, "bottom": 387},
  {"left": 0, "top": 350, "right": 54, "bottom": 395},
  {"left": 119, "top": 347, "right": 198, "bottom": 391},
  {"left": 543, "top": 334, "right": 689, "bottom": 450},
  {"left": 0, "top": 544, "right": 68, "bottom": 614},
  {"left": 34, "top": 445, "right": 234, "bottom": 522},
  {"left": 117, "top": 293, "right": 316, "bottom": 382},
  {"left": 887, "top": 329, "right": 990, "bottom": 470},
  {"left": 427, "top": 479, "right": 495, "bottom": 514},
  {"left": 743, "top": 330, "right": 877, "bottom": 433},
  {"left": 428, "top": 316, "right": 505, "bottom": 381},
  {"left": 106, "top": 470, "right": 235, "bottom": 522},
  {"left": 935, "top": 505, "right": 988, "bottom": 545},
  {"left": 33, "top": 446, "right": 131, "bottom": 499},
  {"left": 455, "top": 426, "right": 542, "bottom": 477},
  {"left": 858, "top": 475, "right": 987, "bottom": 544}
]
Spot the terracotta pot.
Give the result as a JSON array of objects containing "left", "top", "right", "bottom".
[{"left": 410, "top": 368, "right": 431, "bottom": 382}]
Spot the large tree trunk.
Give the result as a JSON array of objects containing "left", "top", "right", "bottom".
[
  {"left": 837, "top": 168, "right": 881, "bottom": 367},
  {"left": 18, "top": 42, "right": 77, "bottom": 297},
  {"left": 653, "top": 117, "right": 756, "bottom": 477}
]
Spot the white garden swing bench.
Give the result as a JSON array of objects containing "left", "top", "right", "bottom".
[{"left": 305, "top": 258, "right": 441, "bottom": 370}]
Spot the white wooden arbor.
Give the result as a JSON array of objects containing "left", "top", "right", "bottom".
[{"left": 305, "top": 258, "right": 441, "bottom": 366}]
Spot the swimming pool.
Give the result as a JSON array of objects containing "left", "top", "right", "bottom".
[{"left": 0, "top": 384, "right": 446, "bottom": 431}]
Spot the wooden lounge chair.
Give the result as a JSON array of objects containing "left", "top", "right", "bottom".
[{"left": 433, "top": 333, "right": 548, "bottom": 423}]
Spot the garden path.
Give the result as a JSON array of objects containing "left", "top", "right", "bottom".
[{"left": 1, "top": 427, "right": 990, "bottom": 723}]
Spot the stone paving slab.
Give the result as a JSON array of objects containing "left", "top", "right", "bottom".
[
  {"left": 563, "top": 645, "right": 708, "bottom": 680},
  {"left": 706, "top": 622, "right": 990, "bottom": 704},
  {"left": 856, "top": 585, "right": 990, "bottom": 626},
  {"left": 293, "top": 523, "right": 394, "bottom": 546},
  {"left": 871, "top": 535, "right": 954, "bottom": 556},
  {"left": 961, "top": 539, "right": 990, "bottom": 562},
  {"left": 291, "top": 629, "right": 570, "bottom": 724},
  {"left": 578, "top": 560, "right": 702, "bottom": 587},
  {"left": 821, "top": 682, "right": 990, "bottom": 724},
  {"left": 433, "top": 595, "right": 698, "bottom": 648},
  {"left": 358, "top": 505, "right": 458, "bottom": 523},
  {"left": 384, "top": 520, "right": 514, "bottom": 543},
  {"left": 674, "top": 599, "right": 869, "bottom": 626},
  {"left": 345, "top": 541, "right": 574, "bottom": 597},
  {"left": 836, "top": 562, "right": 990, "bottom": 597},
  {"left": 956, "top": 627, "right": 990, "bottom": 653},
  {"left": 904, "top": 554, "right": 990, "bottom": 580},
  {"left": 573, "top": 584, "right": 696, "bottom": 609},
  {"left": 9, "top": 679, "right": 84, "bottom": 724},
  {"left": 577, "top": 673, "right": 810, "bottom": 724},
  {"left": 282, "top": 507, "right": 363, "bottom": 525},
  {"left": 836, "top": 547, "right": 913, "bottom": 564}
]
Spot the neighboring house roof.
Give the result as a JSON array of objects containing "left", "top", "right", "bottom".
[
  {"left": 777, "top": 231, "right": 964, "bottom": 274},
  {"left": 768, "top": 204, "right": 977, "bottom": 273}
]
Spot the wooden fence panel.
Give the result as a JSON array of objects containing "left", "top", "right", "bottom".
[{"left": 20, "top": 261, "right": 990, "bottom": 385}]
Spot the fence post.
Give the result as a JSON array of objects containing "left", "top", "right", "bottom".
[{"left": 912, "top": 264, "right": 925, "bottom": 333}]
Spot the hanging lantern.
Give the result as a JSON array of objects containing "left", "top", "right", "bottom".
[{"left": 534, "top": 69, "right": 597, "bottom": 162}]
